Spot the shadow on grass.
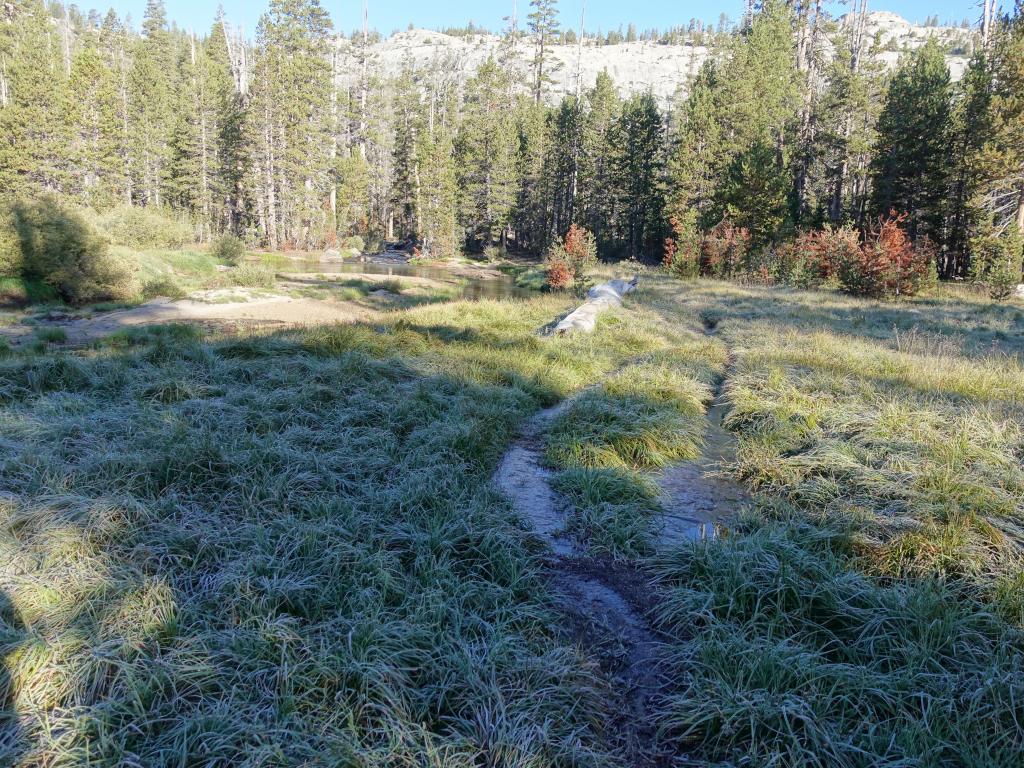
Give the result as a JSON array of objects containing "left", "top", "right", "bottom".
[
  {"left": 0, "top": 324, "right": 621, "bottom": 764},
  {"left": 0, "top": 590, "right": 24, "bottom": 758}
]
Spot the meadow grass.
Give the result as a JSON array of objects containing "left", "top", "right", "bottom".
[
  {"left": 0, "top": 291, "right": 692, "bottom": 765},
  {"left": 636, "top": 277, "right": 1024, "bottom": 766},
  {"left": 1, "top": 271, "right": 1023, "bottom": 766}
]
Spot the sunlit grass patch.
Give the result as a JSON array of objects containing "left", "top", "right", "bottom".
[
  {"left": 545, "top": 350, "right": 722, "bottom": 472},
  {"left": 724, "top": 326, "right": 1024, "bottom": 586},
  {"left": 651, "top": 523, "right": 1024, "bottom": 767},
  {"left": 553, "top": 467, "right": 661, "bottom": 557},
  {"left": 0, "top": 319, "right": 622, "bottom": 764}
]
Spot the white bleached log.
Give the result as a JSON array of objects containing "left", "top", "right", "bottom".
[{"left": 553, "top": 277, "right": 638, "bottom": 334}]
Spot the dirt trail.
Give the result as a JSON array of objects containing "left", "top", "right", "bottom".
[{"left": 493, "top": 319, "right": 744, "bottom": 765}]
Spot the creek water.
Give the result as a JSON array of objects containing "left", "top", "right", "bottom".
[{"left": 288, "top": 258, "right": 533, "bottom": 301}]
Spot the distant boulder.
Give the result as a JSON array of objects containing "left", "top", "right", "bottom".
[
  {"left": 1015, "top": 283, "right": 1024, "bottom": 300},
  {"left": 322, "top": 248, "right": 342, "bottom": 262}
]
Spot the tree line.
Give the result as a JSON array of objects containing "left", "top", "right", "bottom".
[{"left": 0, "top": 0, "right": 1022, "bottom": 284}]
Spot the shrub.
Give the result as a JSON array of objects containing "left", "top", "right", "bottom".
[
  {"left": 96, "top": 205, "right": 192, "bottom": 249},
  {"left": 971, "top": 228, "right": 1023, "bottom": 301},
  {"left": 564, "top": 224, "right": 597, "bottom": 273},
  {"left": 228, "top": 264, "right": 275, "bottom": 289},
  {"left": 212, "top": 234, "right": 246, "bottom": 265},
  {"left": 0, "top": 201, "right": 21, "bottom": 277},
  {"left": 142, "top": 276, "right": 187, "bottom": 300},
  {"left": 343, "top": 235, "right": 365, "bottom": 252},
  {"left": 663, "top": 212, "right": 700, "bottom": 279},
  {"left": 783, "top": 226, "right": 858, "bottom": 287},
  {"left": 837, "top": 212, "right": 933, "bottom": 298},
  {"left": 546, "top": 224, "right": 597, "bottom": 291},
  {"left": 546, "top": 260, "right": 574, "bottom": 291},
  {"left": 701, "top": 221, "right": 750, "bottom": 278},
  {"left": 11, "top": 196, "right": 136, "bottom": 305}
]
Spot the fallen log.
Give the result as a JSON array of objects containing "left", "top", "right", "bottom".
[{"left": 553, "top": 277, "right": 638, "bottom": 334}]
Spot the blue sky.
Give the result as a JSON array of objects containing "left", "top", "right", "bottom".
[{"left": 104, "top": 0, "right": 984, "bottom": 37}]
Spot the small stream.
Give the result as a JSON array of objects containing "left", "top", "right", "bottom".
[{"left": 286, "top": 258, "right": 533, "bottom": 301}]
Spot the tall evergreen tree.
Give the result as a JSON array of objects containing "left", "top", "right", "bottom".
[
  {"left": 130, "top": 0, "right": 177, "bottom": 206},
  {"left": 667, "top": 60, "right": 723, "bottom": 228},
  {"left": 246, "top": 0, "right": 333, "bottom": 248},
  {"left": 66, "top": 35, "right": 122, "bottom": 208},
  {"left": 578, "top": 70, "right": 621, "bottom": 252},
  {"left": 611, "top": 92, "right": 666, "bottom": 259},
  {"left": 986, "top": 4, "right": 1024, "bottom": 234},
  {"left": 455, "top": 57, "right": 520, "bottom": 249},
  {"left": 0, "top": 0, "right": 71, "bottom": 195},
  {"left": 528, "top": 0, "right": 559, "bottom": 104},
  {"left": 870, "top": 39, "right": 952, "bottom": 246}
]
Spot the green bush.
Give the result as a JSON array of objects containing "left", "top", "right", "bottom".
[
  {"left": 212, "top": 234, "right": 246, "bottom": 265},
  {"left": 11, "top": 196, "right": 136, "bottom": 305},
  {"left": 0, "top": 201, "right": 21, "bottom": 278},
  {"left": 972, "top": 228, "right": 1023, "bottom": 301},
  {"left": 228, "top": 264, "right": 275, "bottom": 289},
  {"left": 664, "top": 211, "right": 701, "bottom": 279},
  {"left": 96, "top": 205, "right": 192, "bottom": 249},
  {"left": 342, "top": 235, "right": 365, "bottom": 252},
  {"left": 142, "top": 276, "right": 187, "bottom": 300}
]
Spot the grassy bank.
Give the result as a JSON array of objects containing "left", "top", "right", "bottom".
[
  {"left": 1, "top": 272, "right": 1023, "bottom": 765},
  {"left": 0, "top": 292, "right": 694, "bottom": 764},
  {"left": 639, "top": 280, "right": 1024, "bottom": 766}
]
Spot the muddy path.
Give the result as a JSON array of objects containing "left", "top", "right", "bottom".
[{"left": 493, "top": 321, "right": 745, "bottom": 765}]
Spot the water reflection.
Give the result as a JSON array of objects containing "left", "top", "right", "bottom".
[{"left": 289, "top": 259, "right": 533, "bottom": 301}]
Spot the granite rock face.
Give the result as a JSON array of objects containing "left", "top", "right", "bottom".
[{"left": 334, "top": 13, "right": 972, "bottom": 107}]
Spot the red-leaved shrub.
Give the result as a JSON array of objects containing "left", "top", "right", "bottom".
[
  {"left": 546, "top": 223, "right": 596, "bottom": 291},
  {"left": 838, "top": 212, "right": 934, "bottom": 298},
  {"left": 546, "top": 260, "right": 574, "bottom": 291},
  {"left": 701, "top": 221, "right": 750, "bottom": 278}
]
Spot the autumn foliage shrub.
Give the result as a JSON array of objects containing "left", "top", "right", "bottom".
[
  {"left": 545, "top": 260, "right": 574, "bottom": 291},
  {"left": 837, "top": 212, "right": 934, "bottom": 298},
  {"left": 701, "top": 221, "right": 750, "bottom": 278},
  {"left": 546, "top": 224, "right": 597, "bottom": 291}
]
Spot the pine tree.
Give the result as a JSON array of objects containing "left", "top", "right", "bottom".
[
  {"left": 986, "top": 5, "right": 1024, "bottom": 235},
  {"left": 98, "top": 10, "right": 134, "bottom": 206},
  {"left": 611, "top": 92, "right": 666, "bottom": 259},
  {"left": 578, "top": 70, "right": 620, "bottom": 252},
  {"left": 870, "top": 39, "right": 952, "bottom": 246},
  {"left": 0, "top": 0, "right": 72, "bottom": 196},
  {"left": 129, "top": 0, "right": 178, "bottom": 206},
  {"left": 66, "top": 34, "right": 123, "bottom": 208},
  {"left": 528, "top": 0, "right": 559, "bottom": 104},
  {"left": 247, "top": 0, "right": 334, "bottom": 248},
  {"left": 946, "top": 53, "right": 995, "bottom": 277},
  {"left": 667, "top": 60, "right": 723, "bottom": 229},
  {"left": 417, "top": 82, "right": 458, "bottom": 258},
  {"left": 390, "top": 68, "right": 422, "bottom": 240},
  {"left": 513, "top": 99, "right": 553, "bottom": 253},
  {"left": 455, "top": 57, "right": 520, "bottom": 249}
]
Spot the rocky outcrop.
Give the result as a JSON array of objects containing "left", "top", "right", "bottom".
[{"left": 334, "top": 13, "right": 973, "bottom": 107}]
